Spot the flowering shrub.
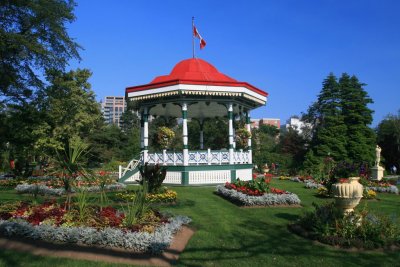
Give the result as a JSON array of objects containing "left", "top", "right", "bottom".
[
  {"left": 235, "top": 128, "right": 251, "bottom": 149},
  {"left": 156, "top": 126, "right": 175, "bottom": 149},
  {"left": 216, "top": 185, "right": 301, "bottom": 206}
]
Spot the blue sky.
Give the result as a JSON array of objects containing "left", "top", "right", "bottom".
[{"left": 68, "top": 0, "right": 400, "bottom": 127}]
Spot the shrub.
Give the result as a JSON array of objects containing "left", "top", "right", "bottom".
[
  {"left": 138, "top": 163, "right": 167, "bottom": 194},
  {"left": 291, "top": 202, "right": 400, "bottom": 249}
]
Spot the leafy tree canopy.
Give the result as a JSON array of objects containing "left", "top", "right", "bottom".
[{"left": 0, "top": 0, "right": 80, "bottom": 103}]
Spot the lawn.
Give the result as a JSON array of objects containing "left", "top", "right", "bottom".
[{"left": 0, "top": 179, "right": 399, "bottom": 267}]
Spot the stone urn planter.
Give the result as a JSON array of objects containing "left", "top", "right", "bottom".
[{"left": 331, "top": 177, "right": 363, "bottom": 214}]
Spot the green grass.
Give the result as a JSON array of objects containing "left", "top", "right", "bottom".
[{"left": 0, "top": 180, "right": 399, "bottom": 267}]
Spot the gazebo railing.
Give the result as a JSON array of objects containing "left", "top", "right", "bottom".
[{"left": 142, "top": 149, "right": 250, "bottom": 165}]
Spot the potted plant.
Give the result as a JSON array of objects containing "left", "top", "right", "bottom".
[
  {"left": 156, "top": 126, "right": 175, "bottom": 150},
  {"left": 235, "top": 128, "right": 251, "bottom": 150},
  {"left": 330, "top": 161, "right": 364, "bottom": 214}
]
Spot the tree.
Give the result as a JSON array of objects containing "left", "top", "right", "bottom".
[
  {"left": 376, "top": 111, "right": 400, "bottom": 170},
  {"left": 252, "top": 125, "right": 280, "bottom": 172},
  {"left": 303, "top": 73, "right": 376, "bottom": 174},
  {"left": 0, "top": 0, "right": 80, "bottom": 103},
  {"left": 277, "top": 127, "right": 307, "bottom": 174},
  {"left": 340, "top": 74, "right": 375, "bottom": 164},
  {"left": 304, "top": 73, "right": 348, "bottom": 171},
  {"left": 34, "top": 69, "right": 103, "bottom": 153},
  {"left": 120, "top": 100, "right": 140, "bottom": 132}
]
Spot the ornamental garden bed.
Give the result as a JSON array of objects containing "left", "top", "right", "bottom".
[
  {"left": 0, "top": 200, "right": 191, "bottom": 255},
  {"left": 215, "top": 174, "right": 301, "bottom": 207}
]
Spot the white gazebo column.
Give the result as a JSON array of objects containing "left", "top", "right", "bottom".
[
  {"left": 228, "top": 103, "right": 234, "bottom": 165},
  {"left": 232, "top": 119, "right": 236, "bottom": 149},
  {"left": 182, "top": 103, "right": 189, "bottom": 166},
  {"left": 142, "top": 107, "right": 149, "bottom": 163},
  {"left": 246, "top": 111, "right": 252, "bottom": 164},
  {"left": 199, "top": 118, "right": 204, "bottom": 150}
]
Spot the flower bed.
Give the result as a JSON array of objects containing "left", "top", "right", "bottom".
[
  {"left": 116, "top": 189, "right": 177, "bottom": 204},
  {"left": 216, "top": 185, "right": 301, "bottom": 206},
  {"left": 304, "top": 180, "right": 324, "bottom": 189},
  {"left": 15, "top": 183, "right": 127, "bottom": 196},
  {"left": 365, "top": 185, "right": 398, "bottom": 194},
  {"left": 0, "top": 201, "right": 191, "bottom": 254}
]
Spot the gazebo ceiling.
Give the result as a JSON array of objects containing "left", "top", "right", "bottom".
[
  {"left": 150, "top": 101, "right": 242, "bottom": 119},
  {"left": 126, "top": 58, "right": 269, "bottom": 117}
]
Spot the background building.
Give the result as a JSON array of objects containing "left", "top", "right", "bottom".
[
  {"left": 285, "top": 117, "right": 311, "bottom": 135},
  {"left": 100, "top": 96, "right": 127, "bottom": 127},
  {"left": 250, "top": 118, "right": 280, "bottom": 129}
]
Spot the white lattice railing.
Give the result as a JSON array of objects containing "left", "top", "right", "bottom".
[{"left": 143, "top": 149, "right": 250, "bottom": 165}]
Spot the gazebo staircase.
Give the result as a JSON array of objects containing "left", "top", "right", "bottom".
[{"left": 118, "top": 159, "right": 140, "bottom": 183}]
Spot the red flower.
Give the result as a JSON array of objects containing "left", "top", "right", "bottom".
[
  {"left": 271, "top": 187, "right": 286, "bottom": 194},
  {"left": 252, "top": 173, "right": 257, "bottom": 179}
]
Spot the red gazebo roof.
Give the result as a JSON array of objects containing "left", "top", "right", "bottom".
[{"left": 126, "top": 58, "right": 268, "bottom": 97}]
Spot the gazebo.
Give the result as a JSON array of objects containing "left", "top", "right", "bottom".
[{"left": 119, "top": 58, "right": 268, "bottom": 185}]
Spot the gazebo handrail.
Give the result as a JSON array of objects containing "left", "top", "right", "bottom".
[{"left": 142, "top": 149, "right": 250, "bottom": 165}]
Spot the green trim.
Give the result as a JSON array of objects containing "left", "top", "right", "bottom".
[
  {"left": 143, "top": 114, "right": 148, "bottom": 122},
  {"left": 246, "top": 115, "right": 251, "bottom": 124},
  {"left": 183, "top": 144, "right": 189, "bottom": 149},
  {"left": 230, "top": 170, "right": 236, "bottom": 183},
  {"left": 229, "top": 144, "right": 233, "bottom": 149},
  {"left": 181, "top": 171, "right": 189, "bottom": 185},
  {"left": 228, "top": 111, "right": 233, "bottom": 120},
  {"left": 182, "top": 110, "right": 187, "bottom": 119}
]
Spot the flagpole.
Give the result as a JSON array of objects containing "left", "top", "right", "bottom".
[{"left": 192, "top": 16, "right": 195, "bottom": 58}]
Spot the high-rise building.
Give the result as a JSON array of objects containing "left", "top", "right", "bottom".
[{"left": 100, "top": 96, "right": 127, "bottom": 127}]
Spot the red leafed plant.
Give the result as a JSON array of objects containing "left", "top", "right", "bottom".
[
  {"left": 24, "top": 201, "right": 66, "bottom": 226},
  {"left": 99, "top": 206, "right": 125, "bottom": 227}
]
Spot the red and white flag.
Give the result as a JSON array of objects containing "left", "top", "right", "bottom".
[{"left": 193, "top": 26, "right": 206, "bottom": 49}]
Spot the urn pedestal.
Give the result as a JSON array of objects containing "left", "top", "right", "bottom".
[{"left": 331, "top": 177, "right": 363, "bottom": 214}]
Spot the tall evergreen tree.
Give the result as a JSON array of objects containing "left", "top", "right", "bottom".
[
  {"left": 303, "top": 73, "right": 376, "bottom": 174},
  {"left": 304, "top": 73, "right": 348, "bottom": 169},
  {"left": 340, "top": 74, "right": 375, "bottom": 164}
]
